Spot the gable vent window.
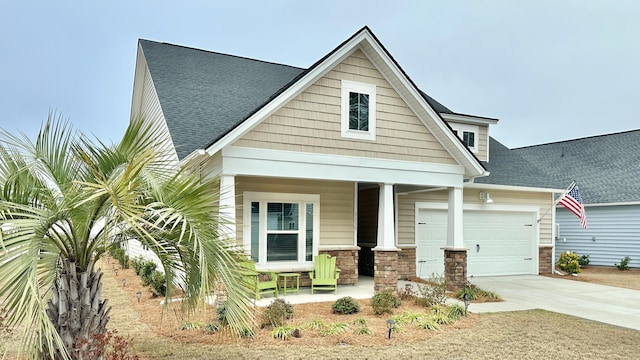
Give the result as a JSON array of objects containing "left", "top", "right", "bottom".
[
  {"left": 450, "top": 123, "right": 479, "bottom": 153},
  {"left": 463, "top": 131, "right": 475, "bottom": 148},
  {"left": 341, "top": 80, "right": 376, "bottom": 141}
]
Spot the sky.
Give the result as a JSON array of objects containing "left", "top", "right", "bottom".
[{"left": 1, "top": 1, "right": 638, "bottom": 149}]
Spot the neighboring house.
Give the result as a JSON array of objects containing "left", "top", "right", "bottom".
[
  {"left": 515, "top": 130, "right": 640, "bottom": 269},
  {"left": 128, "top": 26, "right": 563, "bottom": 291}
]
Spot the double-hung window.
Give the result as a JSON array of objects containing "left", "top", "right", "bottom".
[
  {"left": 244, "top": 192, "right": 319, "bottom": 267},
  {"left": 341, "top": 80, "right": 376, "bottom": 141}
]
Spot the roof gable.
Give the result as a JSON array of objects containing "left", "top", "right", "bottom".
[
  {"left": 138, "top": 27, "right": 486, "bottom": 177},
  {"left": 139, "top": 39, "right": 305, "bottom": 159},
  {"left": 514, "top": 130, "right": 640, "bottom": 204}
]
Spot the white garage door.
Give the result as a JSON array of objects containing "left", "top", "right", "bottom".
[{"left": 416, "top": 208, "right": 537, "bottom": 277}]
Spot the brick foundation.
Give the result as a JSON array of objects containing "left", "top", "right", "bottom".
[
  {"left": 539, "top": 246, "right": 553, "bottom": 274},
  {"left": 319, "top": 249, "right": 359, "bottom": 285},
  {"left": 397, "top": 247, "right": 416, "bottom": 280},
  {"left": 373, "top": 249, "right": 398, "bottom": 293},
  {"left": 444, "top": 249, "right": 467, "bottom": 292}
]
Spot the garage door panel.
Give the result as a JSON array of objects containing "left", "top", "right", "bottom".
[{"left": 416, "top": 208, "right": 537, "bottom": 277}]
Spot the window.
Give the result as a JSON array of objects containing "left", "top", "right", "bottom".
[
  {"left": 341, "top": 80, "right": 376, "bottom": 140},
  {"left": 450, "top": 123, "right": 479, "bottom": 153},
  {"left": 462, "top": 131, "right": 475, "bottom": 148},
  {"left": 244, "top": 192, "right": 319, "bottom": 267}
]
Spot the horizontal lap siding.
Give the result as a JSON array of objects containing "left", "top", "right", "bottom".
[
  {"left": 397, "top": 190, "right": 553, "bottom": 246},
  {"left": 478, "top": 126, "right": 488, "bottom": 162},
  {"left": 139, "top": 67, "right": 179, "bottom": 162},
  {"left": 233, "top": 49, "right": 455, "bottom": 165},
  {"left": 234, "top": 177, "right": 354, "bottom": 247},
  {"left": 556, "top": 205, "right": 640, "bottom": 268}
]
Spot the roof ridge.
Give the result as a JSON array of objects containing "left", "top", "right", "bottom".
[
  {"left": 513, "top": 128, "right": 640, "bottom": 150},
  {"left": 138, "top": 38, "right": 306, "bottom": 71}
]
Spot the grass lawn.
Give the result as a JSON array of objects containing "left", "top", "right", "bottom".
[{"left": 2, "top": 264, "right": 639, "bottom": 359}]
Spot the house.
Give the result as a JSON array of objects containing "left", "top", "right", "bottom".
[
  {"left": 128, "top": 26, "right": 563, "bottom": 292},
  {"left": 514, "top": 130, "right": 640, "bottom": 269}
]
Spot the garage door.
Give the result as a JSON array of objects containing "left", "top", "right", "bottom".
[{"left": 416, "top": 208, "right": 537, "bottom": 277}]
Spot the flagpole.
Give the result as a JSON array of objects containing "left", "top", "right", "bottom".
[{"left": 537, "top": 180, "right": 576, "bottom": 223}]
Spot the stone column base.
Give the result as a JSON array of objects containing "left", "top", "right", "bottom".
[
  {"left": 397, "top": 246, "right": 416, "bottom": 280},
  {"left": 373, "top": 249, "right": 399, "bottom": 293},
  {"left": 539, "top": 246, "right": 553, "bottom": 274},
  {"left": 320, "top": 249, "right": 359, "bottom": 285},
  {"left": 444, "top": 249, "right": 467, "bottom": 292}
]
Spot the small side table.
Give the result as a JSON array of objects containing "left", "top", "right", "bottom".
[{"left": 278, "top": 273, "right": 300, "bottom": 296}]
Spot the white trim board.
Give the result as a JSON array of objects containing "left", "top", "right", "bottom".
[{"left": 221, "top": 146, "right": 465, "bottom": 186}]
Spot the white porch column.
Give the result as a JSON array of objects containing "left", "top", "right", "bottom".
[
  {"left": 219, "top": 174, "right": 236, "bottom": 241},
  {"left": 446, "top": 186, "right": 464, "bottom": 249},
  {"left": 375, "top": 183, "right": 397, "bottom": 250}
]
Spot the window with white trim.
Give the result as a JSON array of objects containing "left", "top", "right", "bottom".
[
  {"left": 450, "top": 123, "right": 479, "bottom": 153},
  {"left": 244, "top": 192, "right": 319, "bottom": 267},
  {"left": 341, "top": 80, "right": 376, "bottom": 141}
]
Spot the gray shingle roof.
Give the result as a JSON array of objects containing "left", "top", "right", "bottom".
[
  {"left": 139, "top": 39, "right": 305, "bottom": 159},
  {"left": 139, "top": 38, "right": 471, "bottom": 161},
  {"left": 513, "top": 130, "right": 640, "bottom": 204},
  {"left": 475, "top": 137, "right": 564, "bottom": 189}
]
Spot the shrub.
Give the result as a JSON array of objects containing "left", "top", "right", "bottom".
[
  {"left": 398, "top": 283, "right": 418, "bottom": 301},
  {"left": 75, "top": 329, "right": 139, "bottom": 360},
  {"left": 149, "top": 271, "right": 167, "bottom": 297},
  {"left": 140, "top": 260, "right": 157, "bottom": 285},
  {"left": 447, "top": 304, "right": 466, "bottom": 320},
  {"left": 371, "top": 289, "right": 401, "bottom": 315},
  {"left": 415, "top": 273, "right": 447, "bottom": 307},
  {"left": 456, "top": 283, "right": 501, "bottom": 301},
  {"left": 204, "top": 322, "right": 220, "bottom": 334},
  {"left": 557, "top": 251, "right": 581, "bottom": 274},
  {"left": 131, "top": 256, "right": 146, "bottom": 276},
  {"left": 615, "top": 256, "right": 631, "bottom": 270},
  {"left": 271, "top": 326, "right": 294, "bottom": 340},
  {"left": 262, "top": 298, "right": 294, "bottom": 327},
  {"left": 319, "top": 322, "right": 348, "bottom": 336},
  {"left": 180, "top": 321, "right": 201, "bottom": 331},
  {"left": 578, "top": 254, "right": 591, "bottom": 266},
  {"left": 332, "top": 296, "right": 360, "bottom": 315},
  {"left": 111, "top": 247, "right": 130, "bottom": 269}
]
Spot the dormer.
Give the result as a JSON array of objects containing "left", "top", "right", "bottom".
[{"left": 441, "top": 113, "right": 498, "bottom": 162}]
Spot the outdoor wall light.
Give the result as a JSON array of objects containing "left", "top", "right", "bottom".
[
  {"left": 136, "top": 291, "right": 142, "bottom": 302},
  {"left": 386, "top": 319, "right": 396, "bottom": 339},
  {"left": 479, "top": 192, "right": 494, "bottom": 203}
]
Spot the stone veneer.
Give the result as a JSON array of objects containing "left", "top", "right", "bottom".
[
  {"left": 539, "top": 246, "right": 553, "bottom": 274},
  {"left": 373, "top": 249, "right": 398, "bottom": 292},
  {"left": 319, "top": 249, "right": 359, "bottom": 285},
  {"left": 397, "top": 247, "right": 416, "bottom": 279},
  {"left": 444, "top": 249, "right": 467, "bottom": 292}
]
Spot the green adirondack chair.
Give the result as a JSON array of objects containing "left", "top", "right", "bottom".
[
  {"left": 308, "top": 254, "right": 341, "bottom": 294},
  {"left": 240, "top": 261, "right": 278, "bottom": 299}
]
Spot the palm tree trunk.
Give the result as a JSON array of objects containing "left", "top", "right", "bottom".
[{"left": 42, "top": 258, "right": 111, "bottom": 359}]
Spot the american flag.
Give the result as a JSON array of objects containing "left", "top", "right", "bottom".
[{"left": 558, "top": 182, "right": 588, "bottom": 229}]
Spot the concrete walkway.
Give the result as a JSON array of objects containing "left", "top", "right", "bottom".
[{"left": 469, "top": 275, "right": 640, "bottom": 331}]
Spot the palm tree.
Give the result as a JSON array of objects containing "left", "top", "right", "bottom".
[{"left": 0, "top": 115, "right": 253, "bottom": 359}]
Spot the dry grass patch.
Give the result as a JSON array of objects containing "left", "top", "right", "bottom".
[{"left": 546, "top": 266, "right": 640, "bottom": 290}]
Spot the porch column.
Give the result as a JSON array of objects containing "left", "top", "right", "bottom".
[
  {"left": 444, "top": 186, "right": 466, "bottom": 291},
  {"left": 219, "top": 174, "right": 237, "bottom": 242},
  {"left": 376, "top": 183, "right": 397, "bottom": 250},
  {"left": 446, "top": 186, "right": 464, "bottom": 249},
  {"left": 373, "top": 183, "right": 399, "bottom": 293}
]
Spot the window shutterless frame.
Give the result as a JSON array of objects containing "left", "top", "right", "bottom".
[{"left": 341, "top": 79, "right": 376, "bottom": 141}]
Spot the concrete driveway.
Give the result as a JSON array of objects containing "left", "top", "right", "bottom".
[{"left": 468, "top": 275, "right": 640, "bottom": 331}]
